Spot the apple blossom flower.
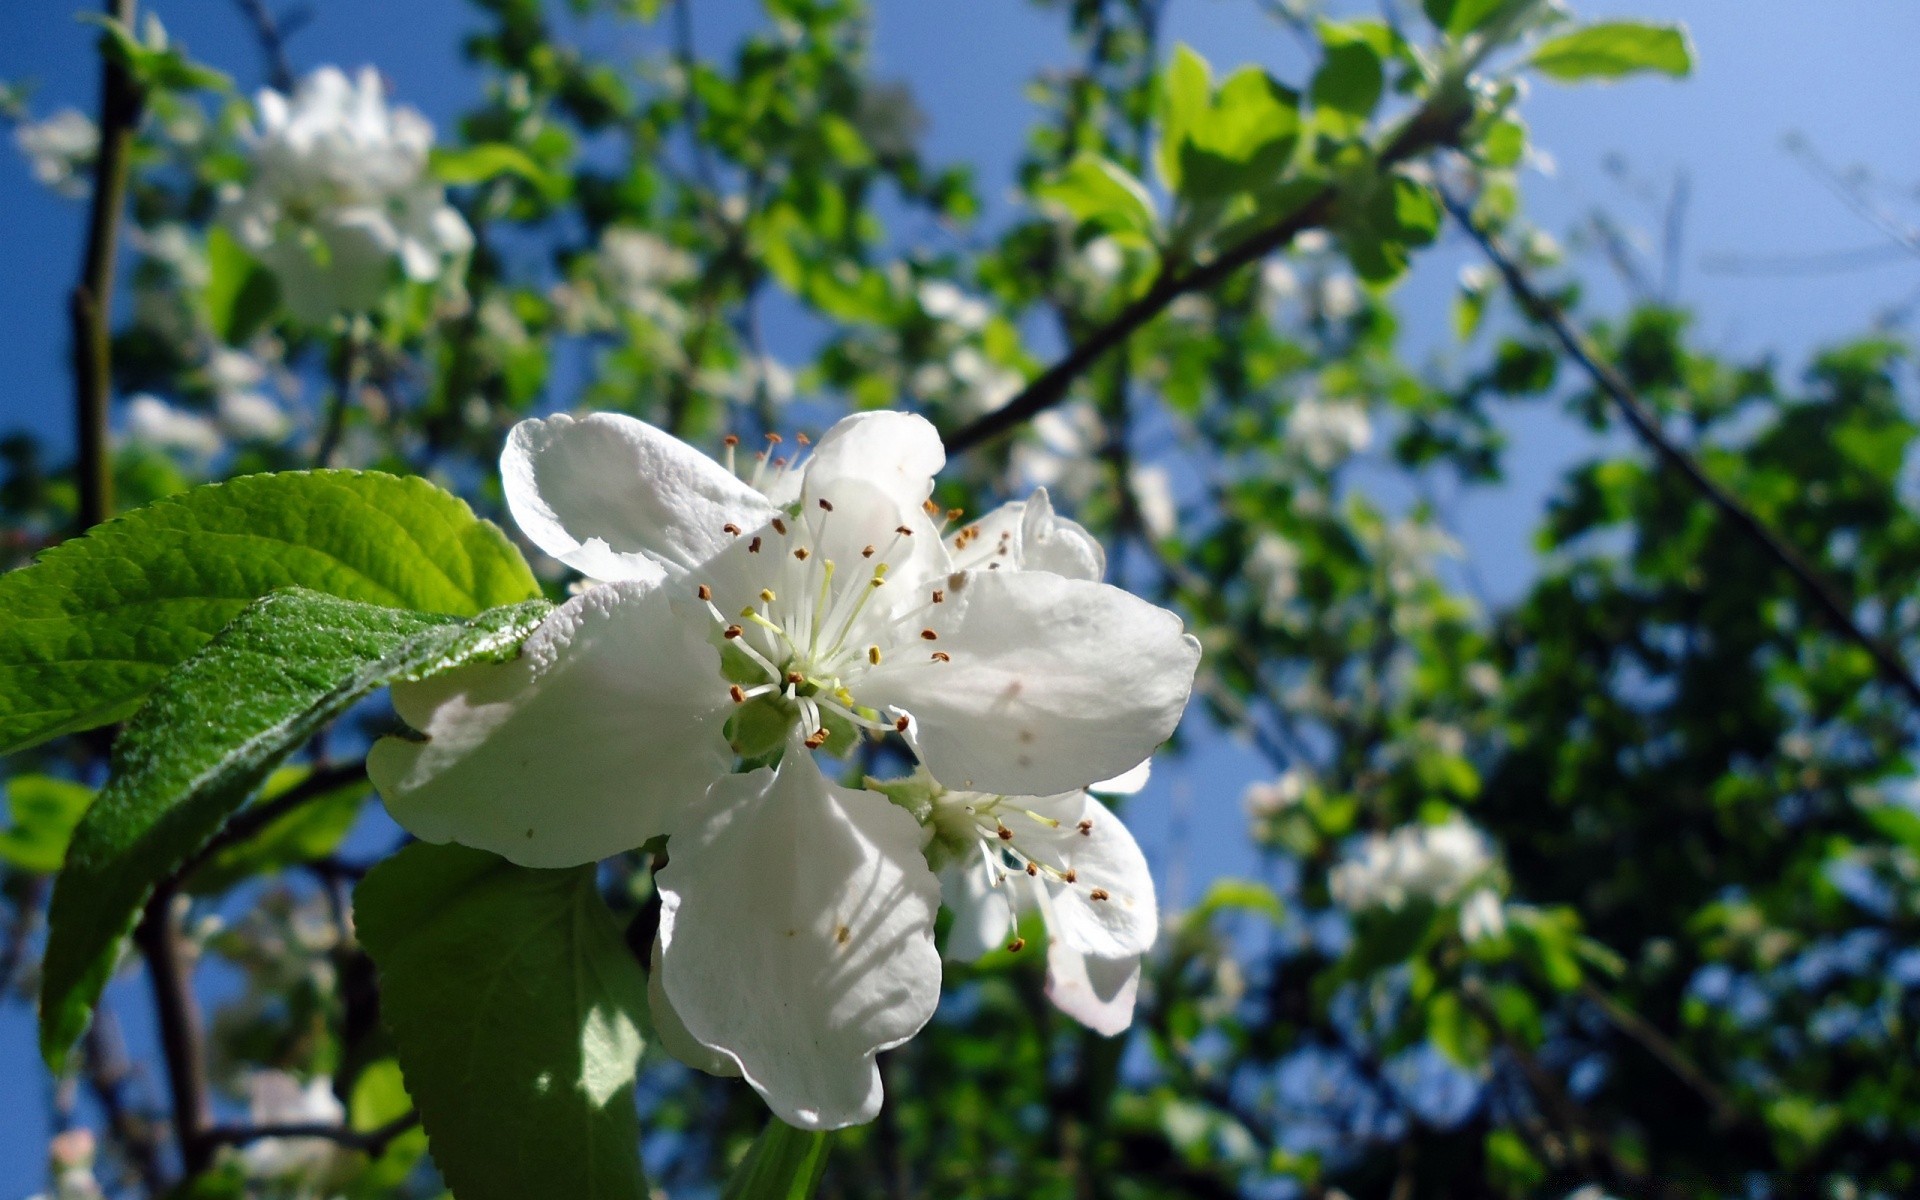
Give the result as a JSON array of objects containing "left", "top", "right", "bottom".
[
  {"left": 14, "top": 109, "right": 96, "bottom": 199},
  {"left": 122, "top": 394, "right": 222, "bottom": 460},
  {"left": 239, "top": 1070, "right": 347, "bottom": 1181},
  {"left": 371, "top": 409, "right": 1197, "bottom": 867},
  {"left": 223, "top": 66, "right": 473, "bottom": 323},
  {"left": 919, "top": 762, "right": 1157, "bottom": 1036},
  {"left": 1285, "top": 395, "right": 1372, "bottom": 470},
  {"left": 367, "top": 410, "right": 1198, "bottom": 1124},
  {"left": 1329, "top": 816, "right": 1498, "bottom": 915},
  {"left": 24, "top": 1129, "right": 103, "bottom": 1200}
]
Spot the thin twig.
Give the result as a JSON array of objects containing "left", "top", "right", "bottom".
[
  {"left": 314, "top": 316, "right": 366, "bottom": 467},
  {"left": 1581, "top": 980, "right": 1743, "bottom": 1131},
  {"left": 135, "top": 884, "right": 213, "bottom": 1178},
  {"left": 81, "top": 1006, "right": 168, "bottom": 1193},
  {"left": 942, "top": 92, "right": 1474, "bottom": 455},
  {"left": 232, "top": 0, "right": 296, "bottom": 92},
  {"left": 200, "top": 1110, "right": 420, "bottom": 1156},
  {"left": 177, "top": 761, "right": 368, "bottom": 884},
  {"left": 1443, "top": 188, "right": 1920, "bottom": 715},
  {"left": 70, "top": 0, "right": 145, "bottom": 532}
]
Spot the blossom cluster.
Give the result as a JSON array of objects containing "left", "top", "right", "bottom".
[
  {"left": 222, "top": 66, "right": 472, "bottom": 323},
  {"left": 1329, "top": 816, "right": 1505, "bottom": 941},
  {"left": 368, "top": 410, "right": 1201, "bottom": 1128}
]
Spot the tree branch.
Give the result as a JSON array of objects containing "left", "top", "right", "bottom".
[
  {"left": 941, "top": 93, "right": 1474, "bottom": 455},
  {"left": 232, "top": 0, "right": 298, "bottom": 92},
  {"left": 178, "top": 760, "right": 368, "bottom": 883},
  {"left": 70, "top": 0, "right": 145, "bottom": 532},
  {"left": 1442, "top": 188, "right": 1920, "bottom": 716},
  {"left": 136, "top": 884, "right": 213, "bottom": 1178},
  {"left": 200, "top": 1110, "right": 420, "bottom": 1156}
]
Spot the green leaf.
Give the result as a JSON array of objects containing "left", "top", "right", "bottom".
[
  {"left": 722, "top": 1119, "right": 832, "bottom": 1200},
  {"left": 203, "top": 226, "right": 280, "bottom": 346},
  {"left": 1034, "top": 154, "right": 1159, "bottom": 245},
  {"left": 357, "top": 843, "right": 651, "bottom": 1200},
  {"left": 1423, "top": 0, "right": 1513, "bottom": 38},
  {"left": 1155, "top": 44, "right": 1213, "bottom": 192},
  {"left": 1310, "top": 27, "right": 1385, "bottom": 137},
  {"left": 1426, "top": 990, "right": 1490, "bottom": 1067},
  {"left": 1181, "top": 68, "right": 1301, "bottom": 198},
  {"left": 431, "top": 144, "right": 566, "bottom": 200},
  {"left": 0, "top": 775, "right": 94, "bottom": 874},
  {"left": 347, "top": 1059, "right": 429, "bottom": 1195},
  {"left": 0, "top": 470, "right": 538, "bottom": 756},
  {"left": 1189, "top": 877, "right": 1286, "bottom": 925},
  {"left": 1529, "top": 22, "right": 1694, "bottom": 82},
  {"left": 39, "top": 591, "right": 550, "bottom": 1069}
]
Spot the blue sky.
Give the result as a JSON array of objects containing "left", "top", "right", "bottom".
[{"left": 1, "top": 0, "right": 1918, "bottom": 1192}]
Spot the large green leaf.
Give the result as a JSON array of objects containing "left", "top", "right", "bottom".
[
  {"left": 39, "top": 590, "right": 550, "bottom": 1068},
  {"left": 722, "top": 1120, "right": 832, "bottom": 1200},
  {"left": 0, "top": 470, "right": 538, "bottom": 756},
  {"left": 356, "top": 843, "right": 650, "bottom": 1200},
  {"left": 1529, "top": 21, "right": 1694, "bottom": 82}
]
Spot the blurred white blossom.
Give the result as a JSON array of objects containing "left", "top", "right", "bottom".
[
  {"left": 24, "top": 1129, "right": 103, "bottom": 1200},
  {"left": 1286, "top": 396, "right": 1372, "bottom": 470},
  {"left": 917, "top": 279, "right": 991, "bottom": 332},
  {"left": 1243, "top": 767, "right": 1309, "bottom": 819},
  {"left": 1129, "top": 464, "right": 1177, "bottom": 540},
  {"left": 1248, "top": 532, "right": 1302, "bottom": 626},
  {"left": 223, "top": 66, "right": 472, "bottom": 322},
  {"left": 122, "top": 394, "right": 222, "bottom": 459},
  {"left": 1459, "top": 885, "right": 1507, "bottom": 943},
  {"left": 1330, "top": 817, "right": 1497, "bottom": 913},
  {"left": 240, "top": 1071, "right": 347, "bottom": 1182},
  {"left": 15, "top": 109, "right": 96, "bottom": 199}
]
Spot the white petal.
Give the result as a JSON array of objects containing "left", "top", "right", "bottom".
[
  {"left": 1024, "top": 793, "right": 1158, "bottom": 959},
  {"left": 1044, "top": 943, "right": 1141, "bottom": 1037},
  {"left": 939, "top": 857, "right": 1014, "bottom": 963},
  {"left": 368, "top": 580, "right": 731, "bottom": 867},
  {"left": 1020, "top": 489, "right": 1105, "bottom": 581},
  {"left": 864, "top": 569, "right": 1201, "bottom": 796},
  {"left": 801, "top": 411, "right": 945, "bottom": 515},
  {"left": 1093, "top": 760, "right": 1151, "bottom": 796},
  {"left": 502, "top": 413, "right": 772, "bottom": 583},
  {"left": 646, "top": 938, "right": 740, "bottom": 1078},
  {"left": 945, "top": 489, "right": 1105, "bottom": 582},
  {"left": 656, "top": 754, "right": 942, "bottom": 1130}
]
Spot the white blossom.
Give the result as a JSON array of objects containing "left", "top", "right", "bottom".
[
  {"left": 596, "top": 226, "right": 694, "bottom": 326},
  {"left": 368, "top": 410, "right": 1199, "bottom": 1128},
  {"left": 930, "top": 760, "right": 1155, "bottom": 1037},
  {"left": 1329, "top": 817, "right": 1497, "bottom": 914},
  {"left": 1247, "top": 532, "right": 1302, "bottom": 626},
  {"left": 239, "top": 1071, "right": 347, "bottom": 1181},
  {"left": 1286, "top": 395, "right": 1372, "bottom": 470},
  {"left": 1316, "top": 271, "right": 1362, "bottom": 322},
  {"left": 1011, "top": 401, "right": 1105, "bottom": 503},
  {"left": 122, "top": 395, "right": 222, "bottom": 459},
  {"left": 206, "top": 347, "right": 295, "bottom": 442},
  {"left": 25, "top": 1130, "right": 103, "bottom": 1200},
  {"left": 1129, "top": 464, "right": 1177, "bottom": 541},
  {"left": 1459, "top": 886, "right": 1507, "bottom": 943},
  {"left": 15, "top": 109, "right": 96, "bottom": 199},
  {"left": 223, "top": 66, "right": 473, "bottom": 322},
  {"left": 916, "top": 279, "right": 991, "bottom": 332},
  {"left": 1243, "top": 767, "right": 1309, "bottom": 819}
]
